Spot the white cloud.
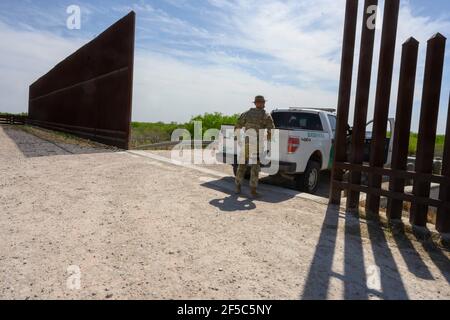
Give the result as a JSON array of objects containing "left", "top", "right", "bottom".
[
  {"left": 204, "top": 0, "right": 345, "bottom": 85},
  {"left": 349, "top": 0, "right": 450, "bottom": 132},
  {"left": 0, "top": 21, "right": 84, "bottom": 114},
  {"left": 395, "top": 1, "right": 450, "bottom": 133},
  {"left": 132, "top": 50, "right": 336, "bottom": 122},
  {"left": 0, "top": 0, "right": 449, "bottom": 132},
  {"left": 114, "top": 2, "right": 212, "bottom": 40},
  {"left": 0, "top": 17, "right": 336, "bottom": 123}
]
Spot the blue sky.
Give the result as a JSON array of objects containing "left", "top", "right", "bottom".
[{"left": 0, "top": 0, "right": 449, "bottom": 132}]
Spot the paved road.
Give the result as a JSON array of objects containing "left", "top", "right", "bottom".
[{"left": 1, "top": 126, "right": 449, "bottom": 300}]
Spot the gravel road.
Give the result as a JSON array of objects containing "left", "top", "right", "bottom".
[{"left": 1, "top": 125, "right": 449, "bottom": 300}]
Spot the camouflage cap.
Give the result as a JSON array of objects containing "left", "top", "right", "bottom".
[{"left": 253, "top": 95, "right": 266, "bottom": 103}]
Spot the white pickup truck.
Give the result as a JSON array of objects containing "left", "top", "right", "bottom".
[{"left": 216, "top": 107, "right": 395, "bottom": 194}]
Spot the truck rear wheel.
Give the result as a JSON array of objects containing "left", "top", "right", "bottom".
[{"left": 295, "top": 161, "right": 321, "bottom": 194}]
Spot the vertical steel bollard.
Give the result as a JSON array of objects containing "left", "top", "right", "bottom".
[
  {"left": 366, "top": 0, "right": 400, "bottom": 218},
  {"left": 346, "top": 0, "right": 379, "bottom": 212},
  {"left": 410, "top": 33, "right": 447, "bottom": 227},
  {"left": 386, "top": 38, "right": 419, "bottom": 221},
  {"left": 329, "top": 0, "right": 359, "bottom": 205},
  {"left": 436, "top": 93, "right": 450, "bottom": 233}
]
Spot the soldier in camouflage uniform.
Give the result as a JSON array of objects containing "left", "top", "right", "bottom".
[{"left": 235, "top": 96, "right": 275, "bottom": 197}]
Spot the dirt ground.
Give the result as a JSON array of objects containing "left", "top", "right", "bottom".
[{"left": 0, "top": 125, "right": 449, "bottom": 300}]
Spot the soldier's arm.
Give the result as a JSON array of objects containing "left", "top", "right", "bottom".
[
  {"left": 235, "top": 112, "right": 246, "bottom": 130},
  {"left": 234, "top": 112, "right": 246, "bottom": 143},
  {"left": 266, "top": 114, "right": 275, "bottom": 140}
]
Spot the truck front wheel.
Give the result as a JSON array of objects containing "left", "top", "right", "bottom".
[{"left": 295, "top": 161, "right": 321, "bottom": 194}]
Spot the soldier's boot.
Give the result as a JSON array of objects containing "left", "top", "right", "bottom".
[
  {"left": 235, "top": 184, "right": 242, "bottom": 194},
  {"left": 250, "top": 187, "right": 259, "bottom": 198}
]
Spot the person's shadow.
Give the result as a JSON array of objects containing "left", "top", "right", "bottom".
[{"left": 209, "top": 195, "right": 256, "bottom": 212}]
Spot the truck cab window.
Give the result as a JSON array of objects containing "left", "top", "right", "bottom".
[{"left": 272, "top": 112, "right": 323, "bottom": 131}]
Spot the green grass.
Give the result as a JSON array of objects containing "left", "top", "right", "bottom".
[
  {"left": 383, "top": 131, "right": 444, "bottom": 158},
  {"left": 130, "top": 121, "right": 185, "bottom": 148},
  {"left": 0, "top": 112, "right": 28, "bottom": 116},
  {"left": 130, "top": 115, "right": 446, "bottom": 153},
  {"left": 2, "top": 111, "right": 445, "bottom": 154},
  {"left": 408, "top": 133, "right": 445, "bottom": 157},
  {"left": 130, "top": 112, "right": 239, "bottom": 148},
  {"left": 185, "top": 112, "right": 239, "bottom": 136}
]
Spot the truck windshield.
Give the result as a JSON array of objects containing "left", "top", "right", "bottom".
[{"left": 272, "top": 112, "right": 323, "bottom": 131}]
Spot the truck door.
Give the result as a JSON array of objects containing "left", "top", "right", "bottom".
[
  {"left": 327, "top": 114, "right": 337, "bottom": 169},
  {"left": 364, "top": 119, "right": 394, "bottom": 166}
]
